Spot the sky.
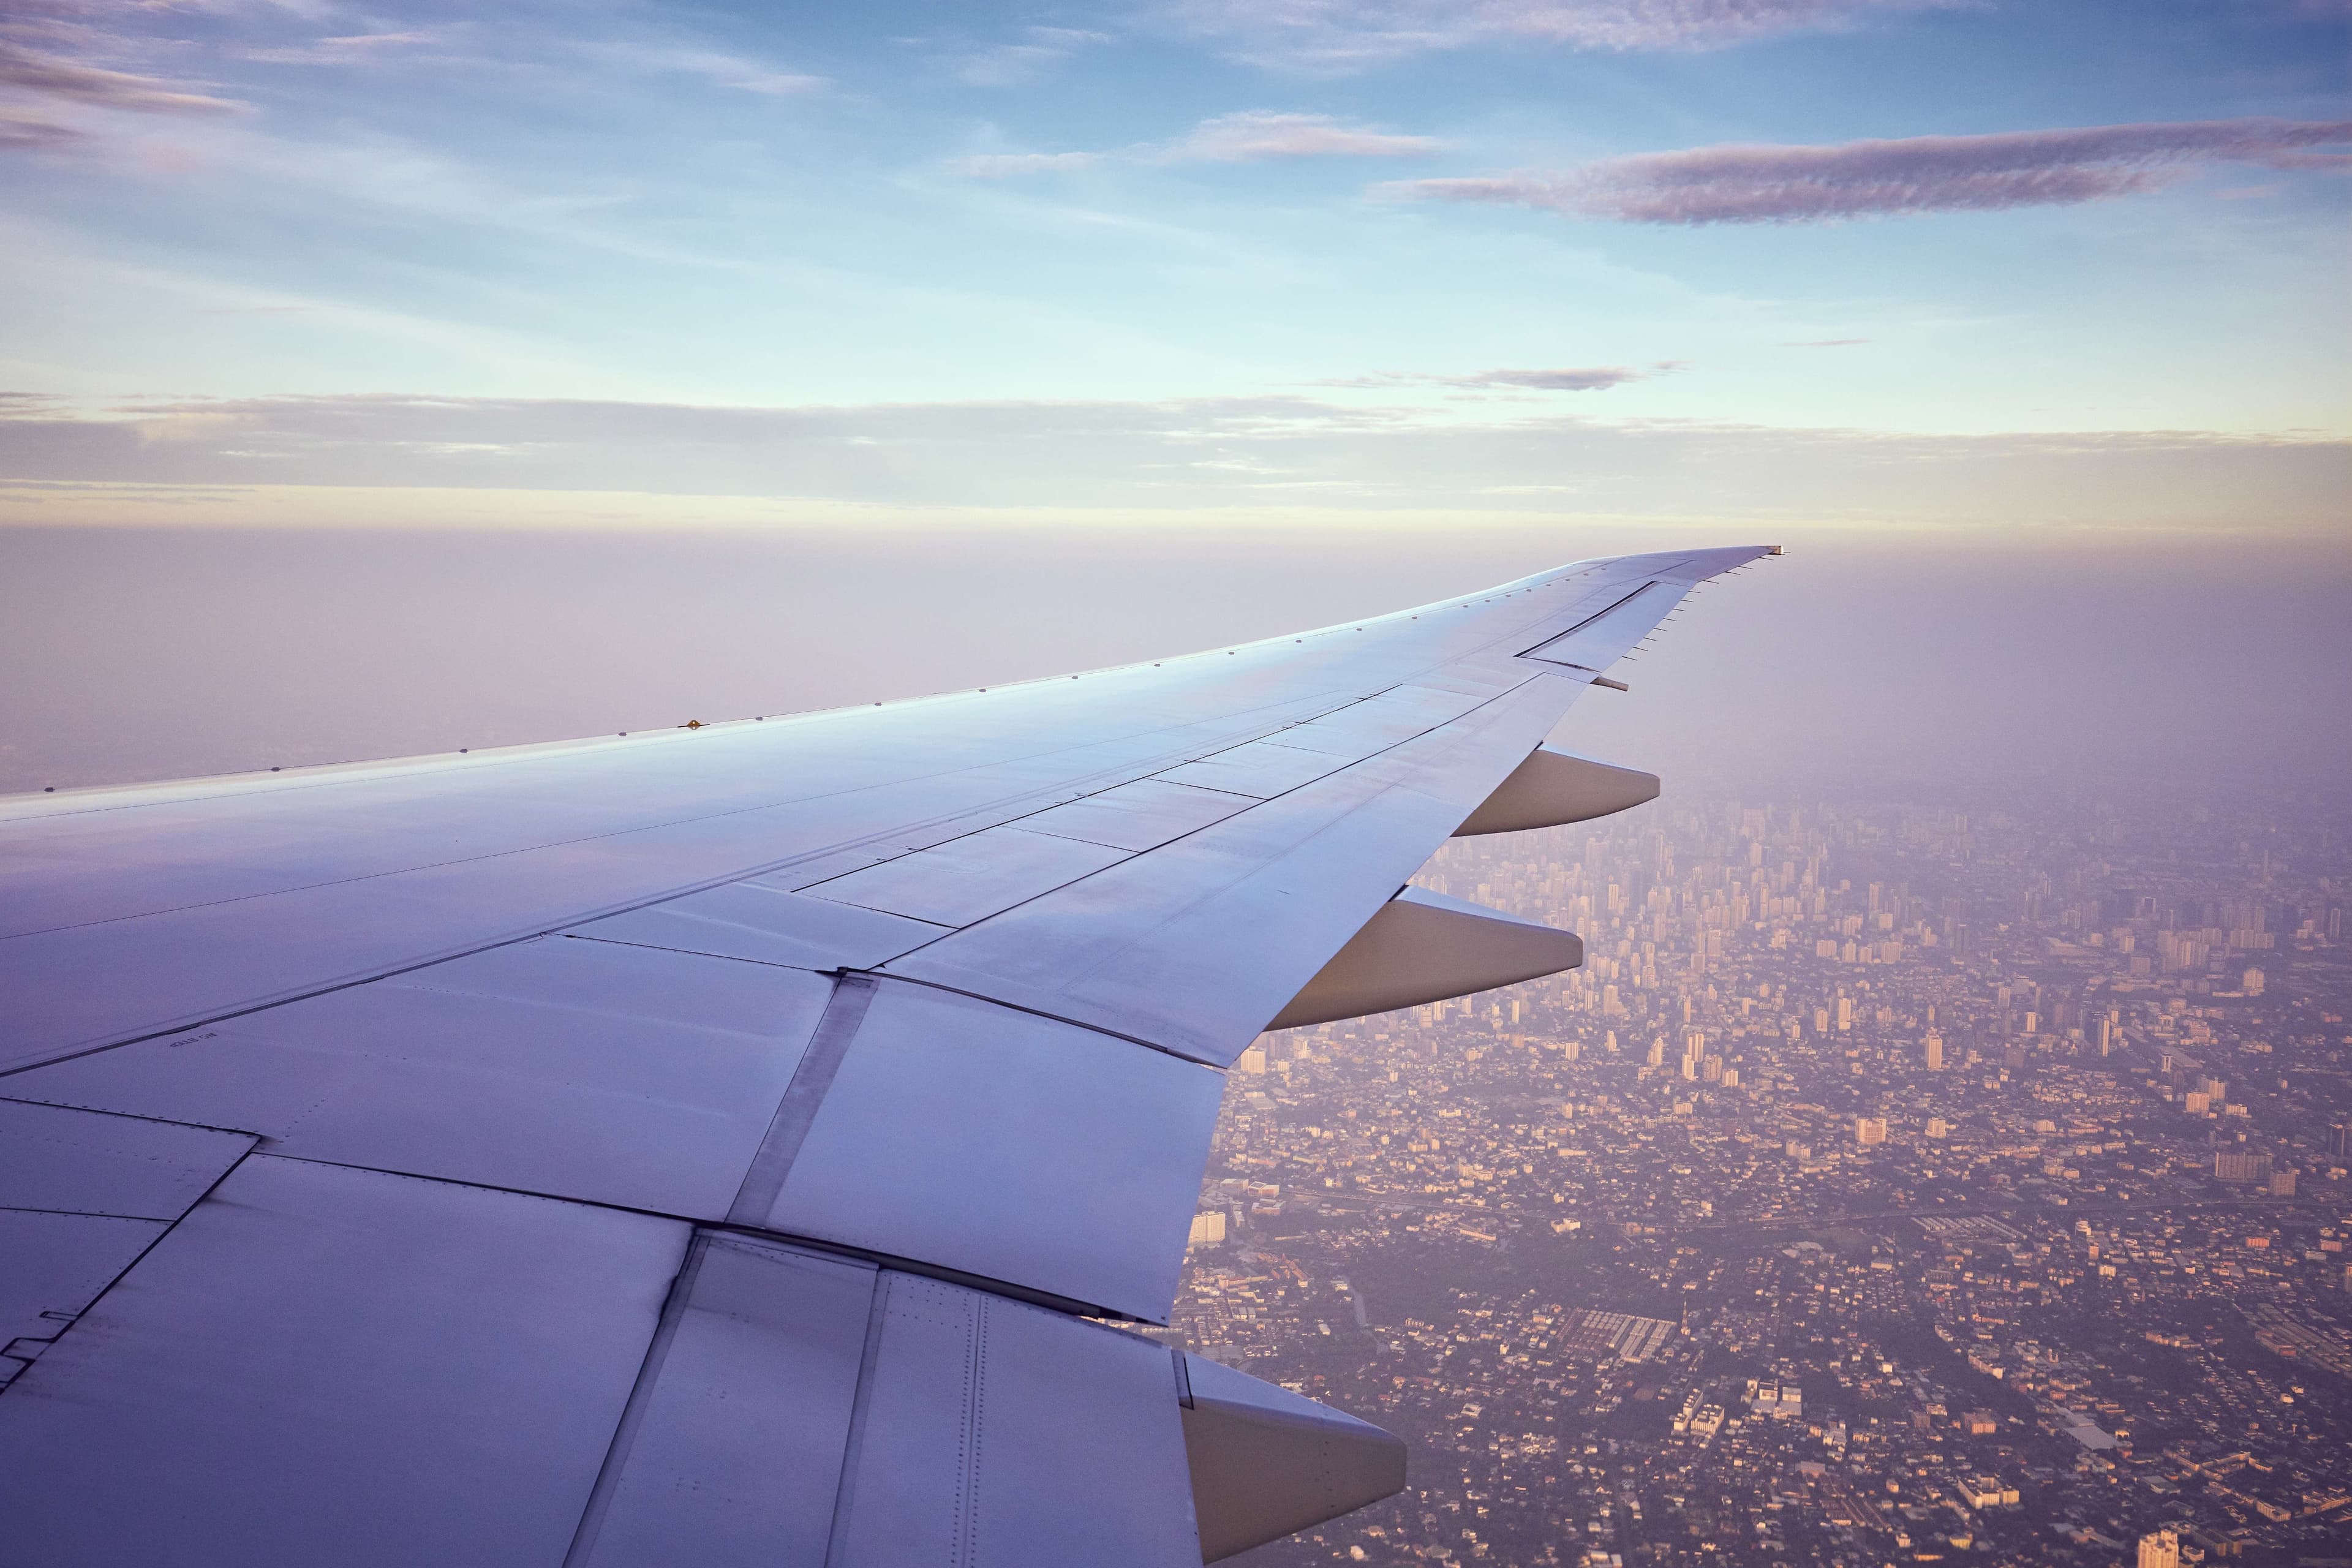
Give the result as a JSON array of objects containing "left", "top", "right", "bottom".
[
  {"left": 0, "top": 1, "right": 2346, "bottom": 791},
  {"left": 1, "top": 0, "right": 2346, "bottom": 522}
]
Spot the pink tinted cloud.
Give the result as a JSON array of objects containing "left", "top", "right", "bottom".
[
  {"left": 0, "top": 40, "right": 246, "bottom": 116},
  {"left": 0, "top": 107, "right": 79, "bottom": 150},
  {"left": 1399, "top": 118, "right": 2352, "bottom": 224}
]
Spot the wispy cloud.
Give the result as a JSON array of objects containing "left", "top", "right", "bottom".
[
  {"left": 590, "top": 44, "right": 826, "bottom": 97},
  {"left": 1164, "top": 0, "right": 1964, "bottom": 72},
  {"left": 957, "top": 108, "right": 1437, "bottom": 177},
  {"left": 0, "top": 39, "right": 247, "bottom": 117},
  {"left": 957, "top": 149, "right": 1106, "bottom": 176},
  {"left": 244, "top": 32, "right": 446, "bottom": 68},
  {"left": 0, "top": 105, "right": 79, "bottom": 150},
  {"left": 1326, "top": 364, "right": 1664, "bottom": 390},
  {"left": 954, "top": 26, "right": 1111, "bottom": 87},
  {"left": 1166, "top": 109, "right": 1439, "bottom": 161},
  {"left": 1396, "top": 118, "right": 2352, "bottom": 224}
]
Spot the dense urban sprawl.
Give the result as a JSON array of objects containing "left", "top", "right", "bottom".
[{"left": 1165, "top": 782, "right": 2352, "bottom": 1567}]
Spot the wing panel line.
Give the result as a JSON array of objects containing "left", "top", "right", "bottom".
[{"left": 728, "top": 974, "right": 879, "bottom": 1227}]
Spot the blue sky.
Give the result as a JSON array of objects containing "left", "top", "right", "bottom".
[{"left": 0, "top": 0, "right": 2344, "bottom": 530}]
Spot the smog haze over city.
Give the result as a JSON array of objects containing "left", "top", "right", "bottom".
[{"left": 2, "top": 1, "right": 2350, "bottom": 1566}]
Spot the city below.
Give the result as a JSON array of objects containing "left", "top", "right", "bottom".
[{"left": 1163, "top": 778, "right": 2352, "bottom": 1567}]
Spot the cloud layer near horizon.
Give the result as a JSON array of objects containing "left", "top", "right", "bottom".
[
  {"left": 2, "top": 391, "right": 2341, "bottom": 537},
  {"left": 1403, "top": 118, "right": 2352, "bottom": 223}
]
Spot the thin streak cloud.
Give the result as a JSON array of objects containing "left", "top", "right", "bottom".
[
  {"left": 1168, "top": 109, "right": 1440, "bottom": 160},
  {"left": 1326, "top": 365, "right": 1660, "bottom": 390},
  {"left": 1166, "top": 0, "right": 1965, "bottom": 70},
  {"left": 0, "top": 107, "right": 78, "bottom": 149},
  {"left": 954, "top": 27, "right": 1111, "bottom": 86},
  {"left": 958, "top": 108, "right": 1437, "bottom": 176},
  {"left": 1397, "top": 118, "right": 2352, "bottom": 224},
  {"left": 0, "top": 39, "right": 247, "bottom": 116}
]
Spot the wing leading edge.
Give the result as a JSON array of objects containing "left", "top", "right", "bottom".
[{"left": 0, "top": 544, "right": 1777, "bottom": 1564}]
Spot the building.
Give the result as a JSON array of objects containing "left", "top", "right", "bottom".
[
  {"left": 2215, "top": 1152, "right": 2273, "bottom": 1183},
  {"left": 1923, "top": 1033, "right": 1943, "bottom": 1071},
  {"left": 1959, "top": 1476, "right": 2018, "bottom": 1509},
  {"left": 1187, "top": 1212, "right": 1227, "bottom": 1248},
  {"left": 1856, "top": 1117, "right": 1888, "bottom": 1147},
  {"left": 2137, "top": 1527, "right": 2180, "bottom": 1568}
]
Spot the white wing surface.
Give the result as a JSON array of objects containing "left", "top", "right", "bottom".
[{"left": 0, "top": 545, "right": 1774, "bottom": 1565}]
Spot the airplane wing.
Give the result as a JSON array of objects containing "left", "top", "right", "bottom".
[{"left": 0, "top": 543, "right": 1775, "bottom": 1566}]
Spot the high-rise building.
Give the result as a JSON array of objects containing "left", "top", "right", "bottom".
[
  {"left": 1923, "top": 1033, "right": 1943, "bottom": 1071},
  {"left": 1856, "top": 1117, "right": 1887, "bottom": 1147},
  {"left": 2272, "top": 1170, "right": 2298, "bottom": 1197},
  {"left": 1927, "top": 1117, "right": 1950, "bottom": 1139},
  {"left": 2215, "top": 1152, "right": 2272, "bottom": 1183},
  {"left": 2136, "top": 1528, "right": 2179, "bottom": 1568},
  {"left": 1187, "top": 1212, "right": 1227, "bottom": 1248},
  {"left": 2332, "top": 1123, "right": 2351, "bottom": 1158}
]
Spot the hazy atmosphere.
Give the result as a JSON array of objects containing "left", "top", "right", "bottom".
[{"left": 4, "top": 524, "right": 2349, "bottom": 801}]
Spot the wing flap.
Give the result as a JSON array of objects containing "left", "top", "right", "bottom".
[
  {"left": 0, "top": 1156, "right": 688, "bottom": 1567},
  {"left": 831, "top": 1272, "right": 1200, "bottom": 1568},
  {"left": 568, "top": 1235, "right": 876, "bottom": 1568},
  {"left": 8, "top": 940, "right": 834, "bottom": 1221},
  {"left": 753, "top": 978, "right": 1224, "bottom": 1320}
]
